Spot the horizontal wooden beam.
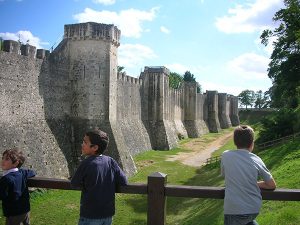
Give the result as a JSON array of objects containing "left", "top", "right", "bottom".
[
  {"left": 165, "top": 185, "right": 225, "bottom": 199},
  {"left": 5, "top": 176, "right": 300, "bottom": 202}
]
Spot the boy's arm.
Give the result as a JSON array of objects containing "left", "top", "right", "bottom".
[
  {"left": 20, "top": 169, "right": 36, "bottom": 178},
  {"left": 256, "top": 157, "right": 276, "bottom": 190},
  {"left": 70, "top": 163, "right": 84, "bottom": 188},
  {"left": 112, "top": 159, "right": 127, "bottom": 186},
  {"left": 257, "top": 178, "right": 276, "bottom": 190},
  {"left": 27, "top": 169, "right": 36, "bottom": 178}
]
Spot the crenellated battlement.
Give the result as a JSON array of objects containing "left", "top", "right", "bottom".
[
  {"left": 64, "top": 22, "right": 120, "bottom": 46},
  {"left": 142, "top": 66, "right": 170, "bottom": 75},
  {"left": 117, "top": 72, "right": 142, "bottom": 85},
  {"left": 1, "top": 40, "right": 50, "bottom": 59}
]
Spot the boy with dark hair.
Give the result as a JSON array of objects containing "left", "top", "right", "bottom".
[
  {"left": 71, "top": 129, "right": 127, "bottom": 225},
  {"left": 0, "top": 148, "right": 36, "bottom": 225},
  {"left": 221, "top": 125, "right": 276, "bottom": 225}
]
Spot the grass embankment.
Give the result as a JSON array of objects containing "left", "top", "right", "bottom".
[{"left": 1, "top": 129, "right": 299, "bottom": 224}]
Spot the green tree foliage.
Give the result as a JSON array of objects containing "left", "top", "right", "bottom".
[
  {"left": 196, "top": 82, "right": 202, "bottom": 94},
  {"left": 117, "top": 66, "right": 125, "bottom": 73},
  {"left": 169, "top": 72, "right": 183, "bottom": 89},
  {"left": 257, "top": 108, "right": 299, "bottom": 144},
  {"left": 260, "top": 0, "right": 300, "bottom": 109},
  {"left": 182, "top": 71, "right": 202, "bottom": 93},
  {"left": 254, "top": 90, "right": 270, "bottom": 109},
  {"left": 183, "top": 71, "right": 196, "bottom": 82},
  {"left": 257, "top": 0, "right": 300, "bottom": 142},
  {"left": 238, "top": 90, "right": 255, "bottom": 109}
]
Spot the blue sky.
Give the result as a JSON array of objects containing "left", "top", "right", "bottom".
[{"left": 0, "top": 0, "right": 284, "bottom": 96}]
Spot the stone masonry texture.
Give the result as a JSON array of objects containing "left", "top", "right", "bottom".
[{"left": 0, "top": 23, "right": 239, "bottom": 177}]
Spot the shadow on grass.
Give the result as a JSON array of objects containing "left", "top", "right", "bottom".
[
  {"left": 122, "top": 195, "right": 147, "bottom": 213},
  {"left": 179, "top": 199, "right": 223, "bottom": 225},
  {"left": 166, "top": 163, "right": 225, "bottom": 224},
  {"left": 122, "top": 162, "right": 225, "bottom": 225},
  {"left": 257, "top": 139, "right": 300, "bottom": 170}
]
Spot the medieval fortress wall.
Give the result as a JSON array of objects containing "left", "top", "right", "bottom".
[{"left": 0, "top": 22, "right": 239, "bottom": 177}]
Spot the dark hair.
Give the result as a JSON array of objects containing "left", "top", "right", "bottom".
[
  {"left": 234, "top": 125, "right": 254, "bottom": 149},
  {"left": 85, "top": 129, "right": 109, "bottom": 154},
  {"left": 2, "top": 148, "right": 25, "bottom": 168}
]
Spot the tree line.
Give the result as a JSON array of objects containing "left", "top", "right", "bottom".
[
  {"left": 255, "top": 0, "right": 300, "bottom": 143},
  {"left": 169, "top": 71, "right": 202, "bottom": 93},
  {"left": 238, "top": 89, "right": 270, "bottom": 109}
]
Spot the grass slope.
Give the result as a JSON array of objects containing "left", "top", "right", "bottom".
[{"left": 0, "top": 131, "right": 299, "bottom": 224}]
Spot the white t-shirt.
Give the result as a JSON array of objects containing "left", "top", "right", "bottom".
[{"left": 221, "top": 149, "right": 273, "bottom": 215}]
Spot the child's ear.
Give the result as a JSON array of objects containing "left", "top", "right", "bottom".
[
  {"left": 92, "top": 145, "right": 99, "bottom": 153},
  {"left": 13, "top": 160, "right": 19, "bottom": 168},
  {"left": 249, "top": 142, "right": 254, "bottom": 152}
]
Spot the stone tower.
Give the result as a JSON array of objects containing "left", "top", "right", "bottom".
[
  {"left": 140, "top": 67, "right": 178, "bottom": 150},
  {"left": 60, "top": 22, "right": 136, "bottom": 175}
]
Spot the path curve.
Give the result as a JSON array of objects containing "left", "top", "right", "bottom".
[{"left": 166, "top": 131, "right": 233, "bottom": 167}]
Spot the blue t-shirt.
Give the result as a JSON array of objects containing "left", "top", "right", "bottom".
[
  {"left": 221, "top": 149, "right": 273, "bottom": 215},
  {"left": 0, "top": 169, "right": 36, "bottom": 217},
  {"left": 71, "top": 155, "right": 127, "bottom": 219}
]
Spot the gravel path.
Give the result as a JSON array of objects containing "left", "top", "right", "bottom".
[{"left": 166, "top": 131, "right": 233, "bottom": 167}]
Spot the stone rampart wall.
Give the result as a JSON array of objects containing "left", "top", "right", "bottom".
[
  {"left": 116, "top": 73, "right": 152, "bottom": 155},
  {"left": 0, "top": 44, "right": 71, "bottom": 178},
  {"left": 0, "top": 22, "right": 240, "bottom": 177}
]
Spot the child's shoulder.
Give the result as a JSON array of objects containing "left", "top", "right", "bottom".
[
  {"left": 222, "top": 150, "right": 234, "bottom": 155},
  {"left": 19, "top": 168, "right": 36, "bottom": 178}
]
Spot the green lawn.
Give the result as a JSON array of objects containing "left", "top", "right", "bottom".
[{"left": 0, "top": 129, "right": 299, "bottom": 225}]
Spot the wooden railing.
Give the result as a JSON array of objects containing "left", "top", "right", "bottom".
[
  {"left": 26, "top": 172, "right": 300, "bottom": 225},
  {"left": 255, "top": 132, "right": 300, "bottom": 150},
  {"left": 205, "top": 156, "right": 221, "bottom": 164}
]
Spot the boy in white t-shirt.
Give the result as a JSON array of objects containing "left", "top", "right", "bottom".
[{"left": 221, "top": 125, "right": 276, "bottom": 225}]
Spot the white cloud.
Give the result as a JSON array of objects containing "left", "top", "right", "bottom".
[
  {"left": 73, "top": 7, "right": 159, "bottom": 38},
  {"left": 255, "top": 35, "right": 278, "bottom": 55},
  {"left": 227, "top": 52, "right": 270, "bottom": 79},
  {"left": 93, "top": 0, "right": 115, "bottom": 5},
  {"left": 200, "top": 81, "right": 244, "bottom": 96},
  {"left": 0, "top": 31, "right": 49, "bottom": 49},
  {"left": 200, "top": 80, "right": 271, "bottom": 96},
  {"left": 215, "top": 0, "right": 284, "bottom": 34},
  {"left": 165, "top": 63, "right": 207, "bottom": 75},
  {"left": 160, "top": 26, "right": 170, "bottom": 34},
  {"left": 118, "top": 43, "right": 157, "bottom": 75}
]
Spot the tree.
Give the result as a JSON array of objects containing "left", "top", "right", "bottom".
[
  {"left": 256, "top": 0, "right": 300, "bottom": 142},
  {"left": 182, "top": 71, "right": 202, "bottom": 93},
  {"left": 183, "top": 71, "right": 196, "bottom": 82},
  {"left": 254, "top": 90, "right": 270, "bottom": 109},
  {"left": 260, "top": 0, "right": 300, "bottom": 109},
  {"left": 196, "top": 82, "right": 202, "bottom": 94},
  {"left": 169, "top": 72, "right": 183, "bottom": 89},
  {"left": 238, "top": 90, "right": 255, "bottom": 109},
  {"left": 117, "top": 66, "right": 125, "bottom": 73}
]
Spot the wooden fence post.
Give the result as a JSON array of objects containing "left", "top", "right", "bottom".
[{"left": 147, "top": 172, "right": 167, "bottom": 225}]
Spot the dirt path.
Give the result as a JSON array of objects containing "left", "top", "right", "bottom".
[{"left": 166, "top": 131, "right": 233, "bottom": 167}]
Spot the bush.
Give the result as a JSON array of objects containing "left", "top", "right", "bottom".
[
  {"left": 177, "top": 133, "right": 185, "bottom": 140},
  {"left": 256, "top": 108, "right": 300, "bottom": 144}
]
